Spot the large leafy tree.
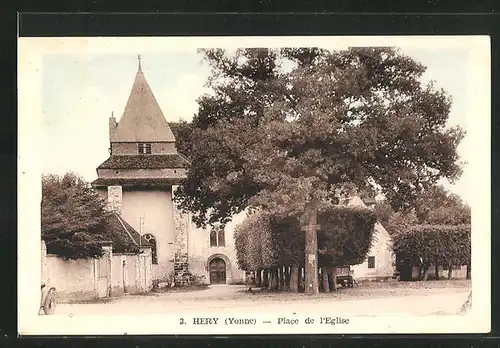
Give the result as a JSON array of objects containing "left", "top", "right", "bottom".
[
  {"left": 41, "top": 173, "right": 110, "bottom": 259},
  {"left": 175, "top": 47, "right": 464, "bottom": 225},
  {"left": 174, "top": 47, "right": 465, "bottom": 292},
  {"left": 412, "top": 185, "right": 471, "bottom": 225}
]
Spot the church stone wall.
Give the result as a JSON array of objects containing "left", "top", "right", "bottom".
[
  {"left": 120, "top": 188, "right": 175, "bottom": 280},
  {"left": 186, "top": 211, "right": 247, "bottom": 284}
]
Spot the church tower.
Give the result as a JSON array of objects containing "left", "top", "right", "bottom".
[{"left": 92, "top": 56, "right": 190, "bottom": 282}]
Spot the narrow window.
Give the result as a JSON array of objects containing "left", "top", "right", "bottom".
[
  {"left": 210, "top": 225, "right": 225, "bottom": 247},
  {"left": 367, "top": 256, "right": 375, "bottom": 269},
  {"left": 143, "top": 234, "right": 158, "bottom": 264},
  {"left": 217, "top": 227, "right": 225, "bottom": 247},
  {"left": 138, "top": 143, "right": 152, "bottom": 154},
  {"left": 210, "top": 229, "right": 217, "bottom": 247}
]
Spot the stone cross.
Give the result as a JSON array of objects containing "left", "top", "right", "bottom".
[
  {"left": 301, "top": 207, "right": 321, "bottom": 295},
  {"left": 301, "top": 224, "right": 321, "bottom": 233}
]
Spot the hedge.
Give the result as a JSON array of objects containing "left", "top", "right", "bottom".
[
  {"left": 392, "top": 224, "right": 471, "bottom": 267},
  {"left": 234, "top": 206, "right": 377, "bottom": 271}
]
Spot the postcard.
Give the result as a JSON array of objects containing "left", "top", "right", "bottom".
[{"left": 18, "top": 35, "right": 490, "bottom": 335}]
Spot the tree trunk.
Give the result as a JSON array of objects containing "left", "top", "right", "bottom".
[
  {"left": 434, "top": 263, "right": 440, "bottom": 280},
  {"left": 447, "top": 264, "right": 453, "bottom": 279},
  {"left": 330, "top": 267, "right": 337, "bottom": 291},
  {"left": 279, "top": 266, "right": 285, "bottom": 291},
  {"left": 298, "top": 266, "right": 303, "bottom": 291},
  {"left": 284, "top": 266, "right": 290, "bottom": 291},
  {"left": 322, "top": 267, "right": 330, "bottom": 292},
  {"left": 270, "top": 268, "right": 279, "bottom": 291},
  {"left": 262, "top": 269, "right": 269, "bottom": 288},
  {"left": 466, "top": 263, "right": 471, "bottom": 279},
  {"left": 423, "top": 265, "right": 429, "bottom": 281},
  {"left": 290, "top": 265, "right": 299, "bottom": 293},
  {"left": 303, "top": 206, "right": 320, "bottom": 295},
  {"left": 256, "top": 269, "right": 262, "bottom": 287},
  {"left": 418, "top": 265, "right": 425, "bottom": 280}
]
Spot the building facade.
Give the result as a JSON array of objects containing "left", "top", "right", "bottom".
[
  {"left": 91, "top": 59, "right": 245, "bottom": 285},
  {"left": 347, "top": 196, "right": 395, "bottom": 281}
]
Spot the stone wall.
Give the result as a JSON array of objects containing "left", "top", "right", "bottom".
[
  {"left": 41, "top": 241, "right": 152, "bottom": 303},
  {"left": 43, "top": 248, "right": 99, "bottom": 303},
  {"left": 111, "top": 249, "right": 153, "bottom": 296}
]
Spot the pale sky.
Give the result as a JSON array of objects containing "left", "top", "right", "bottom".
[{"left": 40, "top": 43, "right": 473, "bottom": 203}]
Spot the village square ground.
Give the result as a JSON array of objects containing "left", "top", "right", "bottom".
[{"left": 55, "top": 280, "right": 471, "bottom": 316}]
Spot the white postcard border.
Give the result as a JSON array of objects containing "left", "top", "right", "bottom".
[{"left": 18, "top": 35, "right": 491, "bottom": 335}]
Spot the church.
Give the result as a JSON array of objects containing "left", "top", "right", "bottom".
[
  {"left": 89, "top": 56, "right": 395, "bottom": 288},
  {"left": 91, "top": 58, "right": 247, "bottom": 286}
]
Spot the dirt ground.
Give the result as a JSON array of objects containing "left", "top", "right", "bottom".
[{"left": 55, "top": 280, "right": 472, "bottom": 317}]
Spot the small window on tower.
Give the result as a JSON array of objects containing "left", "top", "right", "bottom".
[{"left": 138, "top": 143, "right": 152, "bottom": 154}]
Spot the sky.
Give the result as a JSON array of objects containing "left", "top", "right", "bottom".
[{"left": 40, "top": 42, "right": 473, "bottom": 203}]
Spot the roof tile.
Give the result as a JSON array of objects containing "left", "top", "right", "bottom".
[
  {"left": 91, "top": 177, "right": 185, "bottom": 187},
  {"left": 112, "top": 68, "right": 175, "bottom": 142},
  {"left": 101, "top": 213, "right": 152, "bottom": 253},
  {"left": 97, "top": 154, "right": 190, "bottom": 170}
]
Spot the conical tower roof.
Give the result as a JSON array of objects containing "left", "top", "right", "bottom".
[{"left": 112, "top": 57, "right": 176, "bottom": 142}]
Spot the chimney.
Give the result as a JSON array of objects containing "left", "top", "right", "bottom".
[{"left": 109, "top": 111, "right": 118, "bottom": 142}]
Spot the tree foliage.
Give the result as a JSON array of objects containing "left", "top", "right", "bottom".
[
  {"left": 412, "top": 185, "right": 471, "bottom": 225},
  {"left": 317, "top": 207, "right": 377, "bottom": 267},
  {"left": 234, "top": 206, "right": 377, "bottom": 271},
  {"left": 174, "top": 47, "right": 465, "bottom": 228},
  {"left": 392, "top": 224, "right": 471, "bottom": 267},
  {"left": 373, "top": 184, "right": 470, "bottom": 235},
  {"left": 41, "top": 173, "right": 110, "bottom": 259}
]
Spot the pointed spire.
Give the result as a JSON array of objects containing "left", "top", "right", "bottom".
[{"left": 111, "top": 59, "right": 176, "bottom": 143}]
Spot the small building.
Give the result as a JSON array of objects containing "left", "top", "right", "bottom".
[{"left": 347, "top": 196, "right": 395, "bottom": 281}]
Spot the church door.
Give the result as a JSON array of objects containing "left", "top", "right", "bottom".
[{"left": 209, "top": 258, "right": 226, "bottom": 284}]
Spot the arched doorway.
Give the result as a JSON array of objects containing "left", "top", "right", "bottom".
[{"left": 209, "top": 258, "right": 227, "bottom": 284}]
